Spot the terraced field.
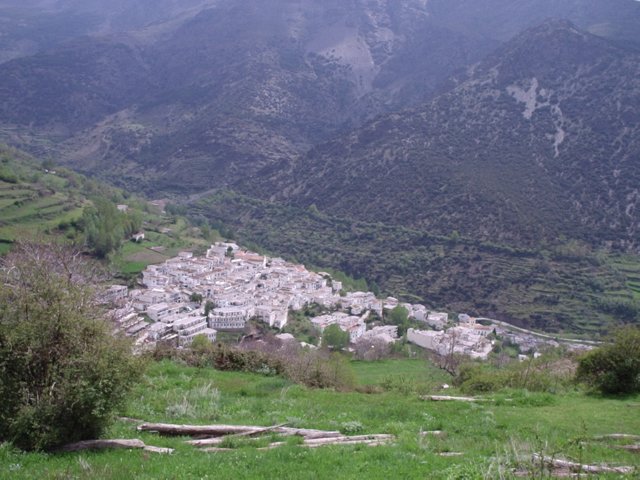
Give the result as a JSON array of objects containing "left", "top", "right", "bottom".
[{"left": 0, "top": 177, "right": 86, "bottom": 244}]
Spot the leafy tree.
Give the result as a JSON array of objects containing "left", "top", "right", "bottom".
[
  {"left": 204, "top": 300, "right": 216, "bottom": 317},
  {"left": 321, "top": 323, "right": 349, "bottom": 350},
  {"left": 0, "top": 242, "right": 143, "bottom": 451},
  {"left": 387, "top": 305, "right": 410, "bottom": 336},
  {"left": 190, "top": 292, "right": 204, "bottom": 304},
  {"left": 82, "top": 198, "right": 125, "bottom": 258},
  {"left": 576, "top": 326, "right": 640, "bottom": 394}
]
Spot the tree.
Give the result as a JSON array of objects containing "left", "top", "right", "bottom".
[
  {"left": 321, "top": 323, "right": 349, "bottom": 350},
  {"left": 190, "top": 292, "right": 204, "bottom": 304},
  {"left": 82, "top": 198, "right": 125, "bottom": 258},
  {"left": 204, "top": 300, "right": 216, "bottom": 317},
  {"left": 576, "top": 326, "right": 640, "bottom": 394},
  {"left": 388, "top": 305, "right": 410, "bottom": 336},
  {"left": 0, "top": 242, "right": 143, "bottom": 451}
]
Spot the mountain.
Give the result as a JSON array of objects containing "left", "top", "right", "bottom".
[
  {"left": 2, "top": 0, "right": 639, "bottom": 194},
  {"left": 265, "top": 20, "right": 640, "bottom": 250},
  {"left": 0, "top": 0, "right": 218, "bottom": 64},
  {"left": 0, "top": 0, "right": 500, "bottom": 193}
]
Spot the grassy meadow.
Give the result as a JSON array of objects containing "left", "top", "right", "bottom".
[{"left": 2, "top": 359, "right": 638, "bottom": 479}]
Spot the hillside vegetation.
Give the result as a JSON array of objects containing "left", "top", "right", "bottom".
[
  {"left": 0, "top": 145, "right": 212, "bottom": 276},
  {"left": 2, "top": 358, "right": 638, "bottom": 479},
  {"left": 193, "top": 191, "right": 640, "bottom": 335}
]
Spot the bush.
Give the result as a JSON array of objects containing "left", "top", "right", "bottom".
[
  {"left": 0, "top": 243, "right": 143, "bottom": 451},
  {"left": 454, "top": 354, "right": 575, "bottom": 394},
  {"left": 156, "top": 340, "right": 355, "bottom": 391},
  {"left": 576, "top": 326, "right": 640, "bottom": 394},
  {"left": 321, "top": 323, "right": 349, "bottom": 350}
]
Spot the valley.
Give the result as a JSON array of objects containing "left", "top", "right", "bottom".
[{"left": 0, "top": 1, "right": 639, "bottom": 334}]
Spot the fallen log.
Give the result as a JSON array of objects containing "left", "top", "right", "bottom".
[
  {"left": 303, "top": 434, "right": 394, "bottom": 446},
  {"left": 304, "top": 439, "right": 389, "bottom": 448},
  {"left": 278, "top": 427, "right": 343, "bottom": 439},
  {"left": 138, "top": 423, "right": 261, "bottom": 436},
  {"left": 141, "top": 422, "right": 342, "bottom": 440},
  {"left": 438, "top": 452, "right": 464, "bottom": 457},
  {"left": 187, "top": 422, "right": 289, "bottom": 447},
  {"left": 532, "top": 454, "right": 634, "bottom": 474},
  {"left": 421, "top": 395, "right": 482, "bottom": 402},
  {"left": 200, "top": 447, "right": 234, "bottom": 453},
  {"left": 420, "top": 430, "right": 446, "bottom": 437},
  {"left": 56, "top": 439, "right": 173, "bottom": 454}
]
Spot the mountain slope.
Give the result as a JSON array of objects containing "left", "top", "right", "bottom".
[{"left": 267, "top": 20, "right": 640, "bottom": 249}]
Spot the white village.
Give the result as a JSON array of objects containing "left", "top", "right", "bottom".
[{"left": 104, "top": 242, "right": 588, "bottom": 360}]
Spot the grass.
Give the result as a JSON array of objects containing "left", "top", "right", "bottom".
[{"left": 2, "top": 359, "right": 639, "bottom": 479}]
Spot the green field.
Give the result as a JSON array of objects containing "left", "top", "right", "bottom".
[{"left": 2, "top": 359, "right": 638, "bottom": 479}]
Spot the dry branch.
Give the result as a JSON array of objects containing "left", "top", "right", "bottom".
[
  {"left": 532, "top": 454, "right": 634, "bottom": 474},
  {"left": 139, "top": 423, "right": 263, "bottom": 436},
  {"left": 140, "top": 422, "right": 340, "bottom": 439},
  {"left": 302, "top": 434, "right": 394, "bottom": 446},
  {"left": 56, "top": 439, "right": 173, "bottom": 454},
  {"left": 304, "top": 439, "right": 389, "bottom": 448},
  {"left": 421, "top": 395, "right": 482, "bottom": 402}
]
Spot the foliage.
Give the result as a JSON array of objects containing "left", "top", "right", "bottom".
[
  {"left": 454, "top": 354, "right": 576, "bottom": 394},
  {"left": 195, "top": 191, "right": 640, "bottom": 337},
  {"left": 153, "top": 340, "right": 355, "bottom": 391},
  {"left": 321, "top": 323, "right": 349, "bottom": 350},
  {"left": 576, "top": 326, "right": 640, "bottom": 394},
  {"left": 0, "top": 242, "right": 143, "bottom": 451},
  {"left": 387, "top": 305, "right": 410, "bottom": 336},
  {"left": 81, "top": 198, "right": 131, "bottom": 258},
  {"left": 189, "top": 292, "right": 203, "bottom": 304}
]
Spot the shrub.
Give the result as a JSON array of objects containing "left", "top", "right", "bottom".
[
  {"left": 454, "top": 354, "right": 575, "bottom": 394},
  {"left": 0, "top": 242, "right": 143, "bottom": 451},
  {"left": 576, "top": 326, "right": 640, "bottom": 394},
  {"left": 321, "top": 323, "right": 349, "bottom": 350}
]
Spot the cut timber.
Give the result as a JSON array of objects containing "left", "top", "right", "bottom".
[
  {"left": 278, "top": 427, "right": 342, "bottom": 439},
  {"left": 200, "top": 447, "right": 234, "bottom": 453},
  {"left": 138, "top": 423, "right": 261, "bottom": 436},
  {"left": 303, "top": 434, "right": 394, "bottom": 445},
  {"left": 56, "top": 439, "right": 173, "bottom": 454},
  {"left": 186, "top": 423, "right": 289, "bottom": 447},
  {"left": 304, "top": 439, "right": 389, "bottom": 448},
  {"left": 533, "top": 454, "right": 634, "bottom": 474},
  {"left": 140, "top": 422, "right": 341, "bottom": 439},
  {"left": 422, "top": 395, "right": 482, "bottom": 402},
  {"left": 420, "top": 430, "right": 446, "bottom": 437}
]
